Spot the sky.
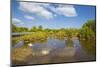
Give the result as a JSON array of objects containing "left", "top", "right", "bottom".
[{"left": 12, "top": 1, "right": 96, "bottom": 29}]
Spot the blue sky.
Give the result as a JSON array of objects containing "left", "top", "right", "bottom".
[{"left": 12, "top": 1, "right": 96, "bottom": 29}]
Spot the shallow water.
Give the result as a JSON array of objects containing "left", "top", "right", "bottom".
[{"left": 13, "top": 38, "right": 96, "bottom": 65}]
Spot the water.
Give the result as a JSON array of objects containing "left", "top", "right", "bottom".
[{"left": 12, "top": 38, "right": 96, "bottom": 65}]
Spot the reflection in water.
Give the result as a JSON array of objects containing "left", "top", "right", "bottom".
[
  {"left": 80, "top": 40, "right": 96, "bottom": 55},
  {"left": 66, "top": 39, "right": 74, "bottom": 47},
  {"left": 80, "top": 40, "right": 96, "bottom": 60},
  {"left": 12, "top": 38, "right": 96, "bottom": 65},
  {"left": 41, "top": 50, "right": 50, "bottom": 55},
  {"left": 31, "top": 43, "right": 52, "bottom": 56},
  {"left": 13, "top": 41, "right": 24, "bottom": 48},
  {"left": 28, "top": 43, "right": 33, "bottom": 47}
]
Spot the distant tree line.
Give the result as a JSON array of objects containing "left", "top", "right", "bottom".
[
  {"left": 12, "top": 19, "right": 96, "bottom": 40},
  {"left": 12, "top": 24, "right": 28, "bottom": 32}
]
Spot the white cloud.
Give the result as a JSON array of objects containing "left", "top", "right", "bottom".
[
  {"left": 19, "top": 2, "right": 77, "bottom": 19},
  {"left": 41, "top": 4, "right": 77, "bottom": 17},
  {"left": 19, "top": 2, "right": 54, "bottom": 19},
  {"left": 12, "top": 18, "right": 21, "bottom": 23},
  {"left": 12, "top": 18, "right": 24, "bottom": 25},
  {"left": 24, "top": 15, "right": 35, "bottom": 20},
  {"left": 48, "top": 5, "right": 77, "bottom": 17},
  {"left": 55, "top": 5, "right": 77, "bottom": 17}
]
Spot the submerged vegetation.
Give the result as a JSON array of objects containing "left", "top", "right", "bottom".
[{"left": 12, "top": 47, "right": 33, "bottom": 64}]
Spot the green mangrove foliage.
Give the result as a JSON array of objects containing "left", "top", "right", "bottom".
[
  {"left": 12, "top": 19, "right": 96, "bottom": 45},
  {"left": 79, "top": 20, "right": 96, "bottom": 40},
  {"left": 30, "top": 25, "right": 43, "bottom": 32},
  {"left": 21, "top": 32, "right": 48, "bottom": 42},
  {"left": 12, "top": 32, "right": 48, "bottom": 44},
  {"left": 12, "top": 24, "right": 29, "bottom": 32}
]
